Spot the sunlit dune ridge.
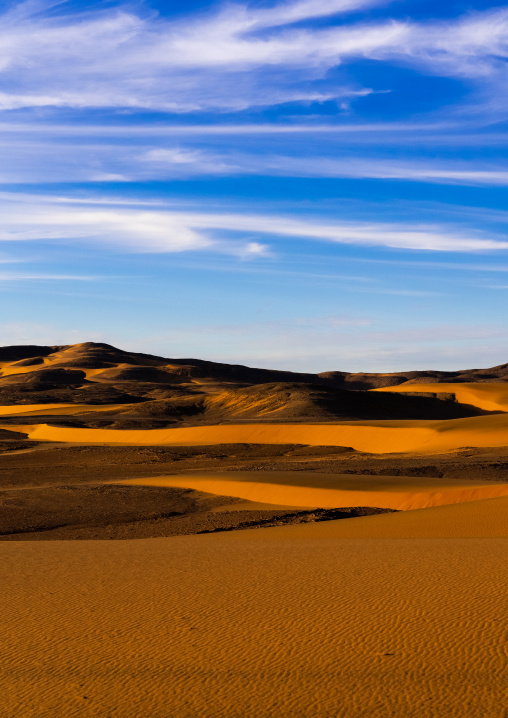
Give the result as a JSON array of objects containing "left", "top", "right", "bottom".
[
  {"left": 5, "top": 411, "right": 508, "bottom": 453},
  {"left": 374, "top": 382, "right": 508, "bottom": 412},
  {"left": 120, "top": 471, "right": 508, "bottom": 511}
]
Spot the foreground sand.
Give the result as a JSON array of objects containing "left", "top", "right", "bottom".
[
  {"left": 1, "top": 517, "right": 507, "bottom": 717},
  {"left": 2, "top": 446, "right": 508, "bottom": 715}
]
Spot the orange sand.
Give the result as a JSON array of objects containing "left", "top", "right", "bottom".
[
  {"left": 4, "top": 412, "right": 508, "bottom": 453},
  {"left": 120, "top": 471, "right": 508, "bottom": 510},
  {"left": 1, "top": 529, "right": 507, "bottom": 717},
  {"left": 374, "top": 381, "right": 508, "bottom": 412}
]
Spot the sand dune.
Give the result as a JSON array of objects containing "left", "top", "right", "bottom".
[
  {"left": 375, "top": 382, "right": 508, "bottom": 412},
  {"left": 121, "top": 471, "right": 508, "bottom": 510},
  {"left": 5, "top": 411, "right": 508, "bottom": 453}
]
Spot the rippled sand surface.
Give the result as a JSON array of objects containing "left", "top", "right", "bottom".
[{"left": 1, "top": 524, "right": 507, "bottom": 718}]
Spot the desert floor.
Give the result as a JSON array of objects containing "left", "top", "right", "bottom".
[
  {"left": 1, "top": 393, "right": 508, "bottom": 716},
  {"left": 1, "top": 522, "right": 507, "bottom": 717}
]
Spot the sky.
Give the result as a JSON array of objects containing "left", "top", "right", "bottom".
[{"left": 2, "top": 0, "right": 508, "bottom": 372}]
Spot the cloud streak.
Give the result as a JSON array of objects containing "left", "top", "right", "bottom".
[
  {"left": 0, "top": 192, "right": 506, "bottom": 253},
  {"left": 2, "top": 133, "right": 508, "bottom": 187}
]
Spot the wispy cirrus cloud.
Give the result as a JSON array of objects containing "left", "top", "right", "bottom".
[
  {"left": 139, "top": 148, "right": 508, "bottom": 186},
  {"left": 0, "top": 0, "right": 383, "bottom": 112},
  {"left": 0, "top": 192, "right": 506, "bottom": 253},
  {"left": 0, "top": 121, "right": 453, "bottom": 136},
  {"left": 2, "top": 134, "right": 508, "bottom": 187},
  {"left": 255, "top": 157, "right": 508, "bottom": 186},
  {"left": 0, "top": 0, "right": 507, "bottom": 115}
]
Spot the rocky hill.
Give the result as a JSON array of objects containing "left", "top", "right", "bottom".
[{"left": 0, "top": 342, "right": 503, "bottom": 427}]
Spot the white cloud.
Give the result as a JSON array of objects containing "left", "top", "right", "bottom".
[
  {"left": 0, "top": 204, "right": 212, "bottom": 253},
  {"left": 236, "top": 241, "right": 273, "bottom": 259},
  {"left": 0, "top": 192, "right": 506, "bottom": 253},
  {"left": 398, "top": 8, "right": 508, "bottom": 79},
  {"left": 0, "top": 1, "right": 384, "bottom": 112},
  {"left": 0, "top": 0, "right": 506, "bottom": 114},
  {"left": 180, "top": 210, "right": 508, "bottom": 252}
]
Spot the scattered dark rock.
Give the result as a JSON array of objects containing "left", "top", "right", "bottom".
[{"left": 197, "top": 506, "right": 396, "bottom": 534}]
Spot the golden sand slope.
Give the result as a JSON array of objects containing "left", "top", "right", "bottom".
[
  {"left": 121, "top": 471, "right": 508, "bottom": 511},
  {"left": 374, "top": 381, "right": 508, "bottom": 412},
  {"left": 1, "top": 531, "right": 507, "bottom": 718},
  {"left": 4, "top": 412, "right": 508, "bottom": 453}
]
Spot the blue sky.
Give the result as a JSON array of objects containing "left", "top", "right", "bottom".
[{"left": 2, "top": 0, "right": 508, "bottom": 371}]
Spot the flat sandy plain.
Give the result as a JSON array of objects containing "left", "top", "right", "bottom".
[{"left": 1, "top": 348, "right": 508, "bottom": 717}]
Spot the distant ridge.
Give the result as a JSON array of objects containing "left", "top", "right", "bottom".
[
  {"left": 1, "top": 341, "right": 508, "bottom": 386},
  {"left": 0, "top": 342, "right": 505, "bottom": 426}
]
